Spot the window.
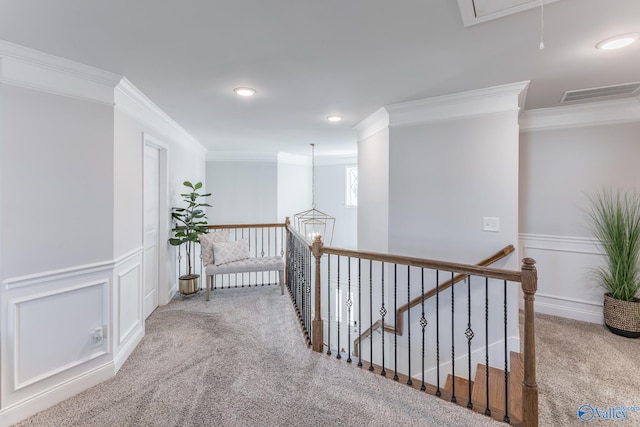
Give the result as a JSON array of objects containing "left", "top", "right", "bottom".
[{"left": 345, "top": 166, "right": 358, "bottom": 207}]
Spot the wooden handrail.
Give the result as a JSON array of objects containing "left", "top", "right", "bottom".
[
  {"left": 353, "top": 244, "right": 515, "bottom": 357},
  {"left": 322, "top": 246, "right": 521, "bottom": 282},
  {"left": 205, "top": 222, "right": 286, "bottom": 230},
  {"left": 395, "top": 244, "right": 515, "bottom": 336}
]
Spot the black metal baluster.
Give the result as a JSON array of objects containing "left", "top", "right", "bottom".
[
  {"left": 420, "top": 268, "right": 427, "bottom": 391},
  {"left": 407, "top": 265, "right": 412, "bottom": 386},
  {"left": 380, "top": 262, "right": 386, "bottom": 377},
  {"left": 503, "top": 280, "right": 510, "bottom": 423},
  {"left": 485, "top": 277, "right": 491, "bottom": 416},
  {"left": 347, "top": 257, "right": 352, "bottom": 363},
  {"left": 466, "top": 276, "right": 474, "bottom": 409},
  {"left": 393, "top": 264, "right": 398, "bottom": 381},
  {"left": 451, "top": 271, "right": 456, "bottom": 403},
  {"left": 369, "top": 260, "right": 374, "bottom": 372},
  {"left": 435, "top": 269, "right": 441, "bottom": 397},
  {"left": 337, "top": 255, "right": 342, "bottom": 360},
  {"left": 261, "top": 228, "right": 265, "bottom": 285},
  {"left": 358, "top": 258, "right": 363, "bottom": 367},
  {"left": 327, "top": 255, "right": 332, "bottom": 356}
]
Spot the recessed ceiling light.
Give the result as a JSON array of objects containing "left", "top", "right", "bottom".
[
  {"left": 327, "top": 115, "right": 342, "bottom": 122},
  {"left": 234, "top": 87, "right": 256, "bottom": 97},
  {"left": 596, "top": 33, "right": 640, "bottom": 50}
]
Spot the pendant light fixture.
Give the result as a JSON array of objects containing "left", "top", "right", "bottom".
[{"left": 294, "top": 144, "right": 336, "bottom": 245}]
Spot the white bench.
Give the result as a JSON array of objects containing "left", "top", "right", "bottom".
[{"left": 204, "top": 256, "right": 285, "bottom": 301}]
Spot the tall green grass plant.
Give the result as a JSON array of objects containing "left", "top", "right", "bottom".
[{"left": 588, "top": 188, "right": 640, "bottom": 301}]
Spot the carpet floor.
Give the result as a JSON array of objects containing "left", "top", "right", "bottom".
[{"left": 14, "top": 286, "right": 640, "bottom": 426}]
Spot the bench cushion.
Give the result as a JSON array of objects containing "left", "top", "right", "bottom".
[{"left": 205, "top": 256, "right": 284, "bottom": 275}]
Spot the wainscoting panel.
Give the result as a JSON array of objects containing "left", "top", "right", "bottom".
[
  {"left": 12, "top": 281, "right": 108, "bottom": 390},
  {"left": 1, "top": 262, "right": 114, "bottom": 417},
  {"left": 113, "top": 248, "right": 145, "bottom": 372},
  {"left": 118, "top": 263, "right": 142, "bottom": 345},
  {"left": 519, "top": 234, "right": 604, "bottom": 324}
]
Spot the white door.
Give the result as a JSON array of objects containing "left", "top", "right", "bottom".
[{"left": 143, "top": 145, "right": 160, "bottom": 319}]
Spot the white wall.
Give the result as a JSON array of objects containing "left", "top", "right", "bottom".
[
  {"left": 1, "top": 85, "right": 114, "bottom": 279},
  {"left": 357, "top": 127, "right": 390, "bottom": 253},
  {"left": 205, "top": 160, "right": 278, "bottom": 224},
  {"left": 389, "top": 112, "right": 519, "bottom": 265},
  {"left": 519, "top": 102, "right": 640, "bottom": 323},
  {"left": 355, "top": 82, "right": 527, "bottom": 373},
  {"left": 277, "top": 153, "right": 311, "bottom": 223},
  {"left": 0, "top": 42, "right": 206, "bottom": 426},
  {"left": 314, "top": 158, "right": 358, "bottom": 249}
]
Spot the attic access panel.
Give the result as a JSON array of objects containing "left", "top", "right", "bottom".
[{"left": 457, "top": 0, "right": 561, "bottom": 27}]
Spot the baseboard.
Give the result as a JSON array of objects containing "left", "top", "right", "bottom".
[
  {"left": 521, "top": 293, "right": 603, "bottom": 324},
  {"left": 114, "top": 325, "right": 145, "bottom": 373},
  {"left": 0, "top": 361, "right": 114, "bottom": 427}
]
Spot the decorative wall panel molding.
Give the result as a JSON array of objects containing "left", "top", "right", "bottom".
[
  {"left": 519, "top": 233, "right": 604, "bottom": 324},
  {"left": 10, "top": 280, "right": 109, "bottom": 390}
]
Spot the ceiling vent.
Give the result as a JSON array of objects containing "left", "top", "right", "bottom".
[
  {"left": 457, "top": 0, "right": 561, "bottom": 27},
  {"left": 561, "top": 82, "right": 640, "bottom": 103}
]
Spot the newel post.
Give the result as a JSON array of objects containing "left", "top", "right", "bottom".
[
  {"left": 521, "top": 257, "right": 539, "bottom": 427},
  {"left": 311, "top": 235, "right": 324, "bottom": 353}
]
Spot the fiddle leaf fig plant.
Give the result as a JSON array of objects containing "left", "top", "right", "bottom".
[{"left": 169, "top": 181, "right": 211, "bottom": 276}]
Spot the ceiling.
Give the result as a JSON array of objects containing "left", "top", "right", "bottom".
[{"left": 0, "top": 0, "right": 638, "bottom": 157}]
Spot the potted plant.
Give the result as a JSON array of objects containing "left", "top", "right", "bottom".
[
  {"left": 169, "top": 181, "right": 211, "bottom": 295},
  {"left": 587, "top": 188, "right": 640, "bottom": 338}
]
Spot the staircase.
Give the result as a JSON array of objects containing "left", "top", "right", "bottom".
[{"left": 444, "top": 351, "right": 524, "bottom": 424}]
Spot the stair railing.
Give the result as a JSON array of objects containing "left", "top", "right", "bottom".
[{"left": 284, "top": 223, "right": 538, "bottom": 427}]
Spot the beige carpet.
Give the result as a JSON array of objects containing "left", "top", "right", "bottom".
[
  {"left": 13, "top": 286, "right": 640, "bottom": 426},
  {"left": 15, "top": 286, "right": 503, "bottom": 427},
  {"left": 534, "top": 312, "right": 640, "bottom": 426}
]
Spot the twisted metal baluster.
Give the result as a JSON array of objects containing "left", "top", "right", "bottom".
[
  {"left": 435, "top": 270, "right": 441, "bottom": 397},
  {"left": 369, "top": 260, "right": 374, "bottom": 372},
  {"left": 336, "top": 255, "right": 342, "bottom": 360},
  {"left": 380, "top": 262, "right": 386, "bottom": 377},
  {"left": 420, "top": 268, "right": 427, "bottom": 391},
  {"left": 450, "top": 271, "right": 456, "bottom": 403},
  {"left": 485, "top": 277, "right": 491, "bottom": 416},
  {"left": 503, "top": 280, "right": 510, "bottom": 423},
  {"left": 347, "top": 256, "right": 353, "bottom": 363},
  {"left": 358, "top": 258, "right": 363, "bottom": 367},
  {"left": 393, "top": 264, "right": 398, "bottom": 381},
  {"left": 327, "top": 255, "right": 332, "bottom": 356},
  {"left": 466, "top": 276, "right": 474, "bottom": 409},
  {"left": 407, "top": 265, "right": 412, "bottom": 386}
]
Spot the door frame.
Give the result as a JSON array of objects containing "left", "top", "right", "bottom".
[{"left": 142, "top": 133, "right": 170, "bottom": 306}]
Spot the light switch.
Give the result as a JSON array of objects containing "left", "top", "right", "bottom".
[{"left": 483, "top": 217, "right": 500, "bottom": 232}]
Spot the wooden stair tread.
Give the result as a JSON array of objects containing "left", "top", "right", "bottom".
[
  {"left": 471, "top": 351, "right": 523, "bottom": 422},
  {"left": 444, "top": 374, "right": 474, "bottom": 403},
  {"left": 356, "top": 351, "right": 524, "bottom": 425}
]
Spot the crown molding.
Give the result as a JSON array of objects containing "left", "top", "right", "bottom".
[
  {"left": 314, "top": 154, "right": 358, "bottom": 166},
  {"left": 386, "top": 81, "right": 530, "bottom": 127},
  {"left": 115, "top": 77, "right": 207, "bottom": 156},
  {"left": 0, "top": 40, "right": 120, "bottom": 105},
  {"left": 519, "top": 97, "right": 640, "bottom": 132},
  {"left": 353, "top": 107, "right": 390, "bottom": 142},
  {"left": 277, "top": 152, "right": 311, "bottom": 166},
  {"left": 206, "top": 151, "right": 278, "bottom": 162}
]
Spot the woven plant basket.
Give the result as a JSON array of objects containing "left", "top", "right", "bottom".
[{"left": 603, "top": 293, "right": 640, "bottom": 338}]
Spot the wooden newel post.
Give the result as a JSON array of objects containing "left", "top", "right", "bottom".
[
  {"left": 285, "top": 217, "right": 290, "bottom": 290},
  {"left": 521, "top": 257, "right": 539, "bottom": 427},
  {"left": 311, "top": 235, "right": 324, "bottom": 353}
]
